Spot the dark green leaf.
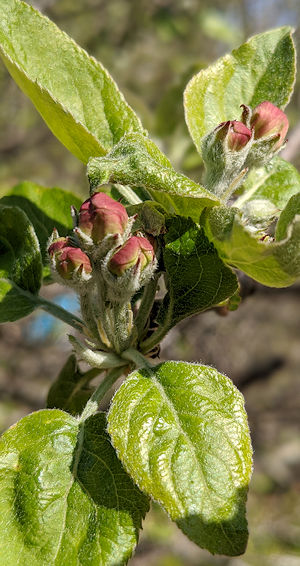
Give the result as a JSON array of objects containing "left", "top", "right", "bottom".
[
  {"left": 47, "top": 355, "right": 96, "bottom": 416},
  {"left": 0, "top": 205, "right": 42, "bottom": 322},
  {"left": 184, "top": 27, "right": 295, "bottom": 153},
  {"left": 157, "top": 215, "right": 238, "bottom": 330},
  {"left": 0, "top": 0, "right": 144, "bottom": 162},
  {"left": 1, "top": 182, "right": 82, "bottom": 265},
  {"left": 108, "top": 361, "right": 252, "bottom": 556},
  {"left": 0, "top": 409, "right": 149, "bottom": 565}
]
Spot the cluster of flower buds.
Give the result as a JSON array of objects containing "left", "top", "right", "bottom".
[
  {"left": 48, "top": 194, "right": 157, "bottom": 300},
  {"left": 201, "top": 101, "right": 289, "bottom": 199}
]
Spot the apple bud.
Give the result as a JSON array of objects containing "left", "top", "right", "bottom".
[
  {"left": 108, "top": 236, "right": 155, "bottom": 277},
  {"left": 217, "top": 121, "right": 252, "bottom": 151},
  {"left": 250, "top": 101, "right": 288, "bottom": 150},
  {"left": 78, "top": 193, "right": 128, "bottom": 244}
]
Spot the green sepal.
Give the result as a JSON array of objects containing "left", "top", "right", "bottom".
[{"left": 108, "top": 361, "right": 253, "bottom": 556}]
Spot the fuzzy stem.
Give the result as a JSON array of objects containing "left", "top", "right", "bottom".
[
  {"left": 79, "top": 366, "right": 125, "bottom": 422},
  {"left": 121, "top": 347, "right": 153, "bottom": 370},
  {"left": 134, "top": 273, "right": 159, "bottom": 337}
]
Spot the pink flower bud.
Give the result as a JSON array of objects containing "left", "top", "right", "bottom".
[
  {"left": 217, "top": 121, "right": 252, "bottom": 151},
  {"left": 108, "top": 236, "right": 155, "bottom": 277},
  {"left": 78, "top": 193, "right": 128, "bottom": 243},
  {"left": 48, "top": 237, "right": 69, "bottom": 257},
  {"left": 250, "top": 101, "right": 289, "bottom": 150},
  {"left": 52, "top": 246, "right": 92, "bottom": 280}
]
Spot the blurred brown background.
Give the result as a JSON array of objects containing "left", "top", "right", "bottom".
[{"left": 0, "top": 1, "right": 299, "bottom": 565}]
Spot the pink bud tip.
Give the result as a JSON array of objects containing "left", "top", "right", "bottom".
[
  {"left": 108, "top": 235, "right": 155, "bottom": 276},
  {"left": 78, "top": 193, "right": 128, "bottom": 243},
  {"left": 250, "top": 101, "right": 289, "bottom": 150},
  {"left": 217, "top": 120, "right": 252, "bottom": 151},
  {"left": 52, "top": 245, "right": 92, "bottom": 280},
  {"left": 48, "top": 237, "right": 69, "bottom": 256}
]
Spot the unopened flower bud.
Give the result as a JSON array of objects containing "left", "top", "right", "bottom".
[
  {"left": 78, "top": 193, "right": 128, "bottom": 244},
  {"left": 48, "top": 236, "right": 69, "bottom": 256},
  {"left": 108, "top": 236, "right": 154, "bottom": 277},
  {"left": 250, "top": 101, "right": 289, "bottom": 150},
  {"left": 217, "top": 121, "right": 252, "bottom": 151},
  {"left": 49, "top": 243, "right": 92, "bottom": 281}
]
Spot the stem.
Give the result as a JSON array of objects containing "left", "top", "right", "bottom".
[
  {"left": 36, "top": 295, "right": 84, "bottom": 331},
  {"left": 140, "top": 318, "right": 170, "bottom": 354},
  {"left": 114, "top": 183, "right": 143, "bottom": 204},
  {"left": 79, "top": 366, "right": 125, "bottom": 422},
  {"left": 122, "top": 347, "right": 153, "bottom": 370},
  {"left": 134, "top": 273, "right": 159, "bottom": 337}
]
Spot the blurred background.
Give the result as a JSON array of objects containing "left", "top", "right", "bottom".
[{"left": 0, "top": 1, "right": 300, "bottom": 565}]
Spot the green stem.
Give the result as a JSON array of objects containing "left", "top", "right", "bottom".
[
  {"left": 36, "top": 295, "right": 84, "bottom": 331},
  {"left": 79, "top": 366, "right": 125, "bottom": 422},
  {"left": 122, "top": 347, "right": 153, "bottom": 370},
  {"left": 113, "top": 183, "right": 143, "bottom": 204},
  {"left": 140, "top": 317, "right": 170, "bottom": 354},
  {"left": 134, "top": 273, "right": 159, "bottom": 337}
]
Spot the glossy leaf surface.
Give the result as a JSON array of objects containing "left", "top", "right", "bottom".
[
  {"left": 108, "top": 361, "right": 252, "bottom": 556},
  {"left": 184, "top": 27, "right": 295, "bottom": 153},
  {"left": 0, "top": 0, "right": 144, "bottom": 162},
  {"left": 0, "top": 205, "right": 42, "bottom": 321},
  {"left": 0, "top": 410, "right": 149, "bottom": 565},
  {"left": 158, "top": 215, "right": 238, "bottom": 330}
]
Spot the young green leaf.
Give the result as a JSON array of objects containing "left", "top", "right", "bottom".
[
  {"left": 0, "top": 409, "right": 149, "bottom": 565},
  {"left": 1, "top": 182, "right": 82, "bottom": 265},
  {"left": 0, "top": 0, "right": 144, "bottom": 163},
  {"left": 88, "top": 133, "right": 219, "bottom": 221},
  {"left": 203, "top": 204, "right": 300, "bottom": 287},
  {"left": 47, "top": 355, "right": 97, "bottom": 416},
  {"left": 108, "top": 361, "right": 252, "bottom": 556},
  {"left": 184, "top": 27, "right": 295, "bottom": 154},
  {"left": 0, "top": 205, "right": 42, "bottom": 321},
  {"left": 157, "top": 215, "right": 238, "bottom": 332},
  {"left": 235, "top": 157, "right": 300, "bottom": 211}
]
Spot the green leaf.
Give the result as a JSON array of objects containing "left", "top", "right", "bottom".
[
  {"left": 0, "top": 409, "right": 149, "bottom": 565},
  {"left": 0, "top": 0, "right": 144, "bottom": 163},
  {"left": 203, "top": 204, "right": 300, "bottom": 287},
  {"left": 0, "top": 205, "right": 42, "bottom": 322},
  {"left": 235, "top": 157, "right": 300, "bottom": 212},
  {"left": 0, "top": 181, "right": 82, "bottom": 265},
  {"left": 275, "top": 192, "right": 300, "bottom": 241},
  {"left": 0, "top": 279, "right": 39, "bottom": 322},
  {"left": 184, "top": 27, "right": 295, "bottom": 153},
  {"left": 88, "top": 133, "right": 219, "bottom": 222},
  {"left": 157, "top": 215, "right": 238, "bottom": 330},
  {"left": 47, "top": 355, "right": 96, "bottom": 416},
  {"left": 108, "top": 361, "right": 252, "bottom": 556}
]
